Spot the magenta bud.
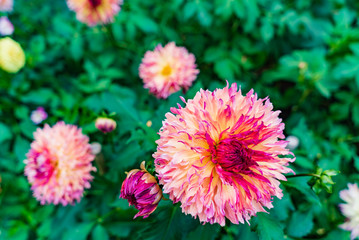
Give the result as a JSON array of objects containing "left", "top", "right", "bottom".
[
  {"left": 120, "top": 161, "right": 162, "bottom": 219},
  {"left": 95, "top": 117, "right": 116, "bottom": 133}
]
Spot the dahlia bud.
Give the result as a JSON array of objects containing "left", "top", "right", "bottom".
[
  {"left": 95, "top": 117, "right": 116, "bottom": 133},
  {"left": 120, "top": 161, "right": 162, "bottom": 219}
]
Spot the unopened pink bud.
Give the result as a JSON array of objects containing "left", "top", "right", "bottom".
[
  {"left": 120, "top": 161, "right": 162, "bottom": 219},
  {"left": 95, "top": 117, "right": 116, "bottom": 133}
]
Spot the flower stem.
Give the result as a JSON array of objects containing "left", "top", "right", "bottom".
[{"left": 286, "top": 173, "right": 321, "bottom": 178}]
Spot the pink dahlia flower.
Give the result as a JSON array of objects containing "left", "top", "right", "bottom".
[
  {"left": 0, "top": 0, "right": 12, "bottom": 12},
  {"left": 24, "top": 122, "right": 96, "bottom": 205},
  {"left": 339, "top": 183, "right": 359, "bottom": 240},
  {"left": 120, "top": 161, "right": 163, "bottom": 218},
  {"left": 0, "top": 16, "right": 13, "bottom": 36},
  {"left": 67, "top": 0, "right": 122, "bottom": 27},
  {"left": 154, "top": 82, "right": 295, "bottom": 226},
  {"left": 95, "top": 117, "right": 116, "bottom": 133},
  {"left": 139, "top": 42, "right": 199, "bottom": 99}
]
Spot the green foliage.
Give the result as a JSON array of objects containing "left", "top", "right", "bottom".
[
  {"left": 0, "top": 0, "right": 358, "bottom": 239},
  {"left": 252, "top": 213, "right": 284, "bottom": 240},
  {"left": 309, "top": 168, "right": 339, "bottom": 194}
]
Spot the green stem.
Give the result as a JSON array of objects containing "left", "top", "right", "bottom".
[{"left": 286, "top": 173, "right": 321, "bottom": 178}]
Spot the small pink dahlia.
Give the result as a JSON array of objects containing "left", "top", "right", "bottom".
[
  {"left": 67, "top": 0, "right": 122, "bottom": 27},
  {"left": 0, "top": 0, "right": 13, "bottom": 12},
  {"left": 0, "top": 16, "right": 14, "bottom": 36},
  {"left": 339, "top": 183, "right": 359, "bottom": 240},
  {"left": 139, "top": 42, "right": 199, "bottom": 99},
  {"left": 24, "top": 122, "right": 96, "bottom": 205},
  {"left": 154, "top": 82, "right": 295, "bottom": 226},
  {"left": 30, "top": 107, "right": 48, "bottom": 125},
  {"left": 120, "top": 161, "right": 163, "bottom": 218}
]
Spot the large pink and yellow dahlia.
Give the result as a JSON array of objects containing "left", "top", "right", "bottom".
[
  {"left": 67, "top": 0, "right": 122, "bottom": 26},
  {"left": 154, "top": 83, "right": 295, "bottom": 226},
  {"left": 139, "top": 42, "right": 199, "bottom": 99},
  {"left": 24, "top": 122, "right": 96, "bottom": 205}
]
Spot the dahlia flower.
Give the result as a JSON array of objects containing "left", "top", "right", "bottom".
[
  {"left": 24, "top": 122, "right": 96, "bottom": 205},
  {"left": 30, "top": 107, "right": 48, "bottom": 124},
  {"left": 0, "top": 37, "right": 25, "bottom": 73},
  {"left": 120, "top": 161, "right": 163, "bottom": 218},
  {"left": 0, "top": 16, "right": 13, "bottom": 36},
  {"left": 154, "top": 83, "right": 295, "bottom": 226},
  {"left": 139, "top": 42, "right": 199, "bottom": 99},
  {"left": 0, "top": 0, "right": 12, "bottom": 12},
  {"left": 339, "top": 183, "right": 359, "bottom": 239},
  {"left": 95, "top": 117, "right": 116, "bottom": 133},
  {"left": 67, "top": 0, "right": 122, "bottom": 27}
]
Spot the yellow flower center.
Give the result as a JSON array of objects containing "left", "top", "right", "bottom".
[{"left": 161, "top": 65, "right": 172, "bottom": 76}]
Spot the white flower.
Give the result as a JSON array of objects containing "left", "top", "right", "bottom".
[
  {"left": 339, "top": 183, "right": 359, "bottom": 240},
  {"left": 286, "top": 135, "right": 299, "bottom": 150}
]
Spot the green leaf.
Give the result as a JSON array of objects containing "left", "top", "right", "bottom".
[
  {"left": 287, "top": 211, "right": 313, "bottom": 238},
  {"left": 14, "top": 136, "right": 30, "bottom": 163},
  {"left": 187, "top": 224, "right": 220, "bottom": 240},
  {"left": 183, "top": 2, "right": 197, "bottom": 20},
  {"left": 214, "top": 59, "right": 237, "bottom": 80},
  {"left": 242, "top": 0, "right": 259, "bottom": 32},
  {"left": 139, "top": 205, "right": 198, "bottom": 240},
  {"left": 104, "top": 222, "right": 141, "bottom": 238},
  {"left": 260, "top": 18, "right": 274, "bottom": 42},
  {"left": 37, "top": 219, "right": 52, "bottom": 238},
  {"left": 102, "top": 87, "right": 141, "bottom": 126},
  {"left": 323, "top": 229, "right": 351, "bottom": 240},
  {"left": 21, "top": 88, "right": 55, "bottom": 105},
  {"left": 283, "top": 178, "right": 321, "bottom": 205},
  {"left": 352, "top": 101, "right": 359, "bottom": 126},
  {"left": 270, "top": 191, "right": 294, "bottom": 221},
  {"left": 197, "top": 3, "right": 212, "bottom": 27},
  {"left": 132, "top": 15, "right": 158, "bottom": 33},
  {"left": 70, "top": 35, "right": 84, "bottom": 61},
  {"left": 204, "top": 47, "right": 227, "bottom": 63},
  {"left": 62, "top": 222, "right": 95, "bottom": 240},
  {"left": 254, "top": 213, "right": 284, "bottom": 240},
  {"left": 92, "top": 225, "right": 109, "bottom": 240},
  {"left": 315, "top": 81, "right": 331, "bottom": 98},
  {"left": 0, "top": 122, "right": 12, "bottom": 144}
]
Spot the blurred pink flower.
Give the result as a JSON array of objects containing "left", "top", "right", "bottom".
[
  {"left": 67, "top": 0, "right": 122, "bottom": 26},
  {"left": 0, "top": 16, "right": 13, "bottom": 36},
  {"left": 139, "top": 42, "right": 199, "bottom": 99},
  {"left": 30, "top": 107, "right": 48, "bottom": 124},
  {"left": 0, "top": 0, "right": 13, "bottom": 12},
  {"left": 154, "top": 82, "right": 295, "bottom": 226},
  {"left": 95, "top": 117, "right": 116, "bottom": 133},
  {"left": 339, "top": 183, "right": 359, "bottom": 240},
  {"left": 24, "top": 122, "right": 96, "bottom": 205},
  {"left": 120, "top": 161, "right": 162, "bottom": 218}
]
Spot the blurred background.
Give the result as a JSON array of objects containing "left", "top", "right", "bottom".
[{"left": 0, "top": 0, "right": 358, "bottom": 239}]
